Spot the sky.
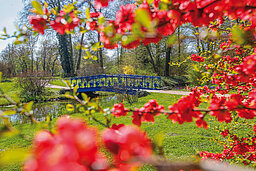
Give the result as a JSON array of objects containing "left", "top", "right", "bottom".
[{"left": 0, "top": 0, "right": 24, "bottom": 53}]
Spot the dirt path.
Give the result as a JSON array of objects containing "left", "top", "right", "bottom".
[
  {"left": 145, "top": 90, "right": 191, "bottom": 96},
  {"left": 46, "top": 84, "right": 70, "bottom": 90}
]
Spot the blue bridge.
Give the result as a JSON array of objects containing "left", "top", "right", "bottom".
[{"left": 71, "top": 74, "right": 161, "bottom": 95}]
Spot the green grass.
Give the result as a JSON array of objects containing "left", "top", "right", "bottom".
[
  {"left": 0, "top": 79, "right": 21, "bottom": 106},
  {"left": 0, "top": 92, "right": 223, "bottom": 170},
  {"left": 49, "top": 78, "right": 71, "bottom": 87}
]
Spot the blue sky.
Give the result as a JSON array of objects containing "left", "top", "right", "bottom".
[{"left": 0, "top": 0, "right": 24, "bottom": 52}]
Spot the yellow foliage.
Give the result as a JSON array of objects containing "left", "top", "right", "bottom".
[{"left": 123, "top": 65, "right": 135, "bottom": 75}]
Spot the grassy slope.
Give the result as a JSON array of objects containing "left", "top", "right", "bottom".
[
  {"left": 0, "top": 92, "right": 223, "bottom": 170},
  {"left": 0, "top": 79, "right": 21, "bottom": 106}
]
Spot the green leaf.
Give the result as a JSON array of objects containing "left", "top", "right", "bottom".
[
  {"left": 0, "top": 72, "right": 2, "bottom": 82},
  {"left": 122, "top": 35, "right": 136, "bottom": 46},
  {"left": 66, "top": 104, "right": 74, "bottom": 112},
  {"left": 92, "top": 56, "right": 98, "bottom": 60},
  {"left": 65, "top": 92, "right": 74, "bottom": 99},
  {"left": 135, "top": 9, "right": 151, "bottom": 29},
  {"left": 166, "top": 34, "right": 177, "bottom": 46},
  {"left": 3, "top": 27, "right": 7, "bottom": 35},
  {"left": 26, "top": 101, "right": 34, "bottom": 112},
  {"left": 98, "top": 16, "right": 105, "bottom": 25},
  {"left": 91, "top": 42, "right": 103, "bottom": 51},
  {"left": 86, "top": 8, "right": 90, "bottom": 19},
  {"left": 193, "top": 64, "right": 200, "bottom": 72},
  {"left": 154, "top": 132, "right": 165, "bottom": 147},
  {"left": 3, "top": 110, "right": 16, "bottom": 116},
  {"left": 31, "top": 1, "right": 44, "bottom": 15},
  {"left": 75, "top": 44, "right": 81, "bottom": 50},
  {"left": 86, "top": 51, "right": 92, "bottom": 57},
  {"left": 231, "top": 25, "right": 245, "bottom": 45},
  {"left": 14, "top": 40, "right": 23, "bottom": 45},
  {"left": 73, "top": 84, "right": 79, "bottom": 96},
  {"left": 161, "top": 0, "right": 170, "bottom": 3},
  {"left": 81, "top": 93, "right": 88, "bottom": 101},
  {"left": 0, "top": 148, "right": 28, "bottom": 166}
]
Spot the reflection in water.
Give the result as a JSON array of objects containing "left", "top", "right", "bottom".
[
  {"left": 8, "top": 102, "right": 68, "bottom": 124},
  {"left": 3, "top": 94, "right": 122, "bottom": 124}
]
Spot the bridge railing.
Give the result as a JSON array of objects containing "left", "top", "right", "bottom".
[{"left": 70, "top": 74, "right": 161, "bottom": 92}]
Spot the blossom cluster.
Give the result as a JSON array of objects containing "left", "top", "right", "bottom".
[
  {"left": 190, "top": 54, "right": 205, "bottom": 62},
  {"left": 28, "top": 0, "right": 256, "bottom": 49},
  {"left": 131, "top": 99, "right": 164, "bottom": 126},
  {"left": 200, "top": 128, "right": 256, "bottom": 165},
  {"left": 24, "top": 117, "right": 152, "bottom": 171},
  {"left": 29, "top": 9, "right": 80, "bottom": 35}
]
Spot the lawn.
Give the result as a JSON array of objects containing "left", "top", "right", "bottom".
[
  {"left": 0, "top": 92, "right": 223, "bottom": 170},
  {"left": 0, "top": 78, "right": 21, "bottom": 106}
]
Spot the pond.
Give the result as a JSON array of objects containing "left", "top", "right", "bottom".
[
  {"left": 7, "top": 101, "right": 69, "bottom": 124},
  {"left": 1, "top": 93, "right": 128, "bottom": 124}
]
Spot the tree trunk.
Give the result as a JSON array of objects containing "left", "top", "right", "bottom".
[
  {"left": 145, "top": 45, "right": 159, "bottom": 75},
  {"left": 165, "top": 46, "right": 171, "bottom": 77},
  {"left": 97, "top": 33, "right": 104, "bottom": 73},
  {"left": 57, "top": 33, "right": 74, "bottom": 77},
  {"left": 56, "top": 0, "right": 74, "bottom": 77},
  {"left": 31, "top": 52, "right": 34, "bottom": 73},
  {"left": 43, "top": 46, "right": 46, "bottom": 72},
  {"left": 76, "top": 33, "right": 85, "bottom": 75},
  {"left": 177, "top": 26, "right": 181, "bottom": 75}
]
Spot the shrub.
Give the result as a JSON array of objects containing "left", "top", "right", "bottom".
[
  {"left": 0, "top": 62, "right": 10, "bottom": 79},
  {"left": 17, "top": 71, "right": 52, "bottom": 102}
]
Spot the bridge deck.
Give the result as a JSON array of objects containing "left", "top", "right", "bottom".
[{"left": 71, "top": 74, "right": 161, "bottom": 95}]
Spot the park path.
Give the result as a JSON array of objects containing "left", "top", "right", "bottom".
[{"left": 46, "top": 84, "right": 70, "bottom": 90}]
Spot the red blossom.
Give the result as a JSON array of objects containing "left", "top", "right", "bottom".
[
  {"left": 87, "top": 21, "right": 97, "bottom": 30},
  {"left": 130, "top": 100, "right": 164, "bottom": 126},
  {"left": 50, "top": 17, "right": 66, "bottom": 35},
  {"left": 111, "top": 103, "right": 128, "bottom": 117},
  {"left": 168, "top": 93, "right": 202, "bottom": 125},
  {"left": 220, "top": 130, "right": 229, "bottom": 138},
  {"left": 28, "top": 15, "right": 47, "bottom": 34},
  {"left": 24, "top": 117, "right": 108, "bottom": 171},
  {"left": 220, "top": 42, "right": 230, "bottom": 50},
  {"left": 121, "top": 39, "right": 141, "bottom": 49},
  {"left": 131, "top": 108, "right": 142, "bottom": 127},
  {"left": 101, "top": 125, "right": 152, "bottom": 163},
  {"left": 99, "top": 21, "right": 118, "bottom": 49},
  {"left": 191, "top": 54, "right": 205, "bottom": 62},
  {"left": 111, "top": 124, "right": 125, "bottom": 130},
  {"left": 115, "top": 4, "right": 136, "bottom": 34},
  {"left": 209, "top": 96, "right": 232, "bottom": 123},
  {"left": 253, "top": 124, "right": 256, "bottom": 133},
  {"left": 196, "top": 118, "right": 208, "bottom": 129},
  {"left": 90, "top": 12, "right": 100, "bottom": 18},
  {"left": 50, "top": 11, "right": 80, "bottom": 35},
  {"left": 225, "top": 94, "right": 244, "bottom": 110},
  {"left": 95, "top": 0, "right": 113, "bottom": 9},
  {"left": 142, "top": 37, "right": 162, "bottom": 46},
  {"left": 154, "top": 10, "right": 180, "bottom": 36},
  {"left": 237, "top": 54, "right": 256, "bottom": 76}
]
